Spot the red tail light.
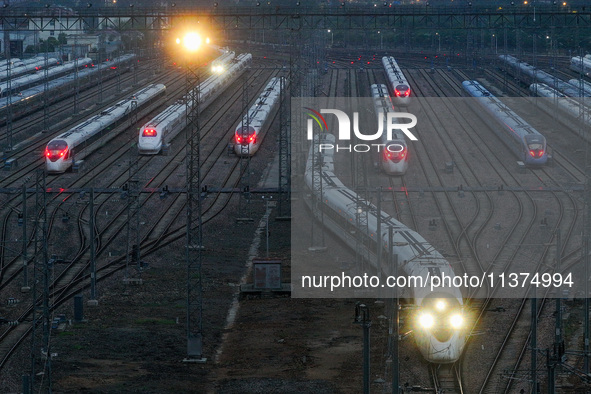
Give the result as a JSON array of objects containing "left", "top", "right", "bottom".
[
  {"left": 530, "top": 150, "right": 544, "bottom": 158},
  {"left": 142, "top": 128, "right": 157, "bottom": 137},
  {"left": 45, "top": 147, "right": 68, "bottom": 161},
  {"left": 384, "top": 148, "right": 407, "bottom": 163},
  {"left": 404, "top": 89, "right": 411, "bottom": 97},
  {"left": 395, "top": 89, "right": 401, "bottom": 97},
  {"left": 110, "top": 66, "right": 117, "bottom": 70},
  {"left": 236, "top": 133, "right": 256, "bottom": 145}
]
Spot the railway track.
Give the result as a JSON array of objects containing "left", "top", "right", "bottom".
[{"left": 0, "top": 59, "right": 284, "bottom": 370}]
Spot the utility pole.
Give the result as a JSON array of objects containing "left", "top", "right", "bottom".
[{"left": 354, "top": 302, "right": 371, "bottom": 394}]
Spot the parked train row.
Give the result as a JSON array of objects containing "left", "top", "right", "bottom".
[
  {"left": 0, "top": 55, "right": 134, "bottom": 124},
  {"left": 0, "top": 56, "right": 59, "bottom": 83},
  {"left": 500, "top": 54, "right": 589, "bottom": 98},
  {"left": 305, "top": 133, "right": 467, "bottom": 363},
  {"left": 462, "top": 80, "right": 548, "bottom": 166},
  {"left": 0, "top": 57, "right": 93, "bottom": 96},
  {"left": 233, "top": 76, "right": 282, "bottom": 156},
  {"left": 138, "top": 53, "right": 252, "bottom": 155},
  {"left": 45, "top": 83, "right": 166, "bottom": 173}
]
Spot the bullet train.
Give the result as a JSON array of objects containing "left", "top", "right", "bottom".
[
  {"left": 45, "top": 83, "right": 166, "bottom": 173},
  {"left": 382, "top": 56, "right": 411, "bottom": 106},
  {"left": 570, "top": 56, "right": 591, "bottom": 78},
  {"left": 305, "top": 133, "right": 467, "bottom": 363},
  {"left": 211, "top": 50, "right": 235, "bottom": 73},
  {"left": 370, "top": 83, "right": 409, "bottom": 175},
  {"left": 499, "top": 54, "right": 589, "bottom": 98},
  {"left": 0, "top": 56, "right": 59, "bottom": 82},
  {"left": 138, "top": 53, "right": 251, "bottom": 155},
  {"left": 463, "top": 80, "right": 547, "bottom": 166},
  {"left": 0, "top": 55, "right": 134, "bottom": 124},
  {"left": 530, "top": 82, "right": 591, "bottom": 142},
  {"left": 233, "top": 76, "right": 282, "bottom": 156},
  {"left": 0, "top": 57, "right": 93, "bottom": 96}
]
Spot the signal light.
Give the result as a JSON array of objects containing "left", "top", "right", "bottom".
[{"left": 142, "top": 128, "right": 157, "bottom": 137}]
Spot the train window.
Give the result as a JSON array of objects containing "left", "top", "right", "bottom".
[
  {"left": 47, "top": 140, "right": 67, "bottom": 151},
  {"left": 528, "top": 143, "right": 543, "bottom": 150}
]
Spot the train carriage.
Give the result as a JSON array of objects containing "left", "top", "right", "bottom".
[{"left": 370, "top": 83, "right": 409, "bottom": 175}]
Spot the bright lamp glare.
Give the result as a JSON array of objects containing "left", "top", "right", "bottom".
[
  {"left": 175, "top": 37, "right": 181, "bottom": 44},
  {"left": 450, "top": 314, "right": 463, "bottom": 329},
  {"left": 183, "top": 32, "right": 202, "bottom": 52},
  {"left": 418, "top": 313, "right": 434, "bottom": 329},
  {"left": 435, "top": 300, "right": 446, "bottom": 311},
  {"left": 206, "top": 37, "right": 211, "bottom": 44}
]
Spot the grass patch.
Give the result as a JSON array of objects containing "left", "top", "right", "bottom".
[{"left": 58, "top": 331, "right": 75, "bottom": 337}]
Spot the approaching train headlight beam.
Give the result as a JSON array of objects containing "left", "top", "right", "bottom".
[
  {"left": 179, "top": 32, "right": 202, "bottom": 52},
  {"left": 450, "top": 314, "right": 463, "bottom": 329},
  {"left": 418, "top": 313, "right": 435, "bottom": 329},
  {"left": 435, "top": 299, "right": 446, "bottom": 311}
]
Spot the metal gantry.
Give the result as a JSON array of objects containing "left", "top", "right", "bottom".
[{"left": 0, "top": 6, "right": 590, "bottom": 31}]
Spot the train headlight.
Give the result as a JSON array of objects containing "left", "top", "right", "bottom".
[
  {"left": 182, "top": 32, "right": 202, "bottom": 52},
  {"left": 435, "top": 300, "right": 446, "bottom": 311},
  {"left": 418, "top": 313, "right": 434, "bottom": 329},
  {"left": 449, "top": 314, "right": 463, "bottom": 329}
]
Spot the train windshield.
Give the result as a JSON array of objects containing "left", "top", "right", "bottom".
[{"left": 395, "top": 85, "right": 410, "bottom": 97}]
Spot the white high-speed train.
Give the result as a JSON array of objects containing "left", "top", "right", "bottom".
[
  {"left": 463, "top": 80, "right": 547, "bottom": 166},
  {"left": 233, "top": 76, "right": 282, "bottom": 156},
  {"left": 211, "top": 50, "right": 235, "bottom": 73},
  {"left": 45, "top": 83, "right": 166, "bottom": 173},
  {"left": 0, "top": 56, "right": 59, "bottom": 82},
  {"left": 305, "top": 133, "right": 467, "bottom": 363},
  {"left": 370, "top": 83, "right": 409, "bottom": 175},
  {"left": 382, "top": 56, "right": 411, "bottom": 106},
  {"left": 0, "top": 55, "right": 134, "bottom": 123},
  {"left": 138, "top": 53, "right": 252, "bottom": 155}
]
